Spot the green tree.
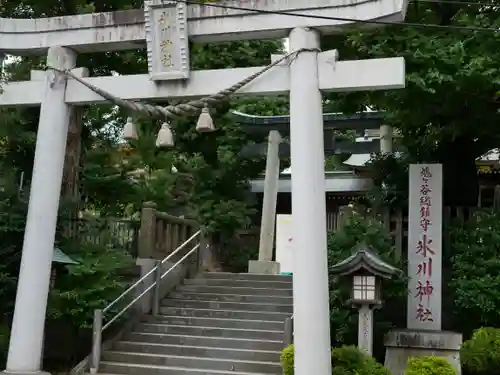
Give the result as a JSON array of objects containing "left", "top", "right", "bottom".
[
  {"left": 324, "top": 2, "right": 500, "bottom": 206},
  {"left": 47, "top": 242, "right": 134, "bottom": 329},
  {"left": 461, "top": 327, "right": 500, "bottom": 375},
  {"left": 449, "top": 209, "right": 500, "bottom": 335}
]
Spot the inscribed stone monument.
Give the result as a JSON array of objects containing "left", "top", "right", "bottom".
[
  {"left": 385, "top": 163, "right": 462, "bottom": 375},
  {"left": 407, "top": 163, "right": 443, "bottom": 330}
]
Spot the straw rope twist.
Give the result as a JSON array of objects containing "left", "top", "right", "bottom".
[{"left": 49, "top": 48, "right": 318, "bottom": 122}]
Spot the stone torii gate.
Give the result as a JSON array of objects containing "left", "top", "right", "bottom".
[{"left": 0, "top": 1, "right": 407, "bottom": 374}]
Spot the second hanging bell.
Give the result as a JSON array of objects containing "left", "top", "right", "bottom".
[
  {"left": 122, "top": 117, "right": 138, "bottom": 141},
  {"left": 156, "top": 122, "right": 174, "bottom": 148},
  {"left": 196, "top": 104, "right": 215, "bottom": 132}
]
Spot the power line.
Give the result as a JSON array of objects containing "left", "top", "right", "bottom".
[
  {"left": 413, "top": 0, "right": 499, "bottom": 7},
  {"left": 178, "top": 0, "right": 500, "bottom": 33}
]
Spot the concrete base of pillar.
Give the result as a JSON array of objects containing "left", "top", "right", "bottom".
[
  {"left": 384, "top": 329, "right": 462, "bottom": 375},
  {"left": 248, "top": 260, "right": 280, "bottom": 274}
]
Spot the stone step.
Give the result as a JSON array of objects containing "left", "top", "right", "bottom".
[
  {"left": 124, "top": 332, "right": 284, "bottom": 351},
  {"left": 102, "top": 351, "right": 281, "bottom": 374},
  {"left": 199, "top": 272, "right": 292, "bottom": 282},
  {"left": 98, "top": 362, "right": 274, "bottom": 375},
  {"left": 183, "top": 278, "right": 292, "bottom": 289},
  {"left": 135, "top": 323, "right": 283, "bottom": 341},
  {"left": 143, "top": 315, "right": 284, "bottom": 331},
  {"left": 113, "top": 341, "right": 281, "bottom": 362},
  {"left": 176, "top": 285, "right": 293, "bottom": 297},
  {"left": 162, "top": 299, "right": 293, "bottom": 314},
  {"left": 168, "top": 292, "right": 293, "bottom": 305},
  {"left": 159, "top": 307, "right": 289, "bottom": 322}
]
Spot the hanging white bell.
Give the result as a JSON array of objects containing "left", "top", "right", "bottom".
[
  {"left": 122, "top": 117, "right": 138, "bottom": 141},
  {"left": 156, "top": 122, "right": 174, "bottom": 148},
  {"left": 196, "top": 104, "right": 215, "bottom": 132}
]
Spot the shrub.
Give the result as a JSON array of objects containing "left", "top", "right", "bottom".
[
  {"left": 280, "top": 344, "right": 294, "bottom": 375},
  {"left": 461, "top": 327, "right": 500, "bottom": 375},
  {"left": 47, "top": 242, "right": 134, "bottom": 329},
  {"left": 449, "top": 209, "right": 500, "bottom": 334},
  {"left": 280, "top": 344, "right": 389, "bottom": 375},
  {"left": 405, "top": 356, "right": 456, "bottom": 375},
  {"left": 331, "top": 345, "right": 390, "bottom": 375}
]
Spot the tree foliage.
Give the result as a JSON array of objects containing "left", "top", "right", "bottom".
[
  {"left": 449, "top": 209, "right": 500, "bottom": 334},
  {"left": 325, "top": 2, "right": 500, "bottom": 205},
  {"left": 365, "top": 153, "right": 410, "bottom": 210},
  {"left": 47, "top": 241, "right": 134, "bottom": 329},
  {"left": 461, "top": 327, "right": 500, "bottom": 375},
  {"left": 331, "top": 345, "right": 389, "bottom": 375},
  {"left": 405, "top": 356, "right": 456, "bottom": 375},
  {"left": 172, "top": 103, "right": 266, "bottom": 237},
  {"left": 0, "top": 0, "right": 287, "bottom": 366},
  {"left": 0, "top": 174, "right": 29, "bottom": 320},
  {"left": 280, "top": 344, "right": 389, "bottom": 375}
]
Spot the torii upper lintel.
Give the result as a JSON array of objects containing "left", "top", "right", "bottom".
[{"left": 0, "top": 0, "right": 407, "bottom": 55}]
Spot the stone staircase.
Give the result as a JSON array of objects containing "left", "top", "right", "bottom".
[{"left": 98, "top": 272, "right": 293, "bottom": 375}]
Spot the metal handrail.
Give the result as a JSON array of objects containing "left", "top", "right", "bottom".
[
  {"left": 89, "top": 229, "right": 202, "bottom": 374},
  {"left": 103, "top": 243, "right": 200, "bottom": 330},
  {"left": 102, "top": 230, "right": 200, "bottom": 314}
]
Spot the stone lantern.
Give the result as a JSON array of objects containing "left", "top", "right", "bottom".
[{"left": 330, "top": 242, "right": 401, "bottom": 356}]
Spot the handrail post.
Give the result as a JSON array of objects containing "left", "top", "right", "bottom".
[
  {"left": 284, "top": 316, "right": 294, "bottom": 347},
  {"left": 138, "top": 202, "right": 156, "bottom": 258},
  {"left": 152, "top": 260, "right": 162, "bottom": 316},
  {"left": 90, "top": 309, "right": 103, "bottom": 374},
  {"left": 190, "top": 229, "right": 202, "bottom": 277}
]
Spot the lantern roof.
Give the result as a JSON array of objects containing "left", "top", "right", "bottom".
[
  {"left": 52, "top": 248, "right": 78, "bottom": 265},
  {"left": 329, "top": 242, "right": 400, "bottom": 279}
]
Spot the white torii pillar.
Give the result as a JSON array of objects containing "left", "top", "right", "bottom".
[
  {"left": 289, "top": 27, "right": 332, "bottom": 374},
  {"left": 380, "top": 124, "right": 393, "bottom": 154},
  {"left": 5, "top": 46, "right": 76, "bottom": 374},
  {"left": 250, "top": 130, "right": 282, "bottom": 274}
]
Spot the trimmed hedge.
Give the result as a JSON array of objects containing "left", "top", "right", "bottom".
[
  {"left": 280, "top": 344, "right": 294, "bottom": 375},
  {"left": 405, "top": 356, "right": 456, "bottom": 375},
  {"left": 461, "top": 327, "right": 500, "bottom": 375},
  {"left": 332, "top": 345, "right": 389, "bottom": 375},
  {"left": 280, "top": 344, "right": 389, "bottom": 375}
]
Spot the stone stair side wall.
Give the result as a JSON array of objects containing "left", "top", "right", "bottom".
[
  {"left": 70, "top": 203, "right": 202, "bottom": 375},
  {"left": 135, "top": 202, "right": 202, "bottom": 314}
]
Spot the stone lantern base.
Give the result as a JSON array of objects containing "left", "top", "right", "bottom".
[{"left": 384, "top": 329, "right": 462, "bottom": 375}]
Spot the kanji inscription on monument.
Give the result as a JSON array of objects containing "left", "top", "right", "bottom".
[
  {"left": 407, "top": 164, "right": 443, "bottom": 330},
  {"left": 145, "top": 0, "right": 190, "bottom": 81}
]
